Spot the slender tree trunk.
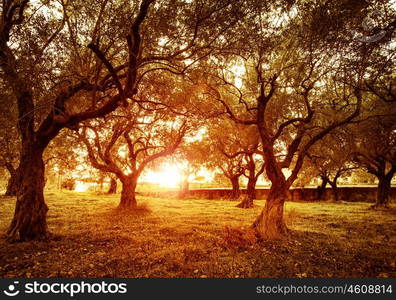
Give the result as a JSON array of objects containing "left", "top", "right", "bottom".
[
  {"left": 252, "top": 183, "right": 289, "bottom": 239},
  {"left": 178, "top": 173, "right": 189, "bottom": 199},
  {"left": 237, "top": 176, "right": 256, "bottom": 208},
  {"left": 316, "top": 176, "right": 328, "bottom": 201},
  {"left": 107, "top": 177, "right": 117, "bottom": 194},
  {"left": 99, "top": 175, "right": 104, "bottom": 191},
  {"left": 229, "top": 176, "right": 240, "bottom": 200},
  {"left": 181, "top": 179, "right": 189, "bottom": 193},
  {"left": 5, "top": 164, "right": 19, "bottom": 196},
  {"left": 119, "top": 176, "right": 138, "bottom": 209},
  {"left": 374, "top": 175, "right": 392, "bottom": 208},
  {"left": 329, "top": 181, "right": 339, "bottom": 201},
  {"left": 7, "top": 147, "right": 48, "bottom": 241}
]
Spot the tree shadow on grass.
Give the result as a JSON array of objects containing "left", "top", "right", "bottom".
[{"left": 96, "top": 202, "right": 152, "bottom": 221}]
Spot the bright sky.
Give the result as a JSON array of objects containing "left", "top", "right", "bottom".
[
  {"left": 140, "top": 163, "right": 181, "bottom": 188},
  {"left": 72, "top": 162, "right": 215, "bottom": 192}
]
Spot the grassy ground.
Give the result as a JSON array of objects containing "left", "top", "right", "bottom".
[{"left": 0, "top": 191, "right": 395, "bottom": 278}]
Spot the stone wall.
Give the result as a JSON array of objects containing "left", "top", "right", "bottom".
[{"left": 144, "top": 186, "right": 396, "bottom": 203}]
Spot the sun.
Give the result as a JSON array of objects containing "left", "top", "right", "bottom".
[{"left": 141, "top": 164, "right": 181, "bottom": 188}]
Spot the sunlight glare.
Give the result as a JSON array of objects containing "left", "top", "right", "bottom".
[
  {"left": 75, "top": 181, "right": 89, "bottom": 192},
  {"left": 230, "top": 64, "right": 245, "bottom": 89},
  {"left": 141, "top": 164, "right": 181, "bottom": 188}
]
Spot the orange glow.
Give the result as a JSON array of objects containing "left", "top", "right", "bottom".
[
  {"left": 230, "top": 62, "right": 245, "bottom": 88},
  {"left": 141, "top": 164, "right": 181, "bottom": 188},
  {"left": 75, "top": 181, "right": 89, "bottom": 192},
  {"left": 195, "top": 168, "right": 213, "bottom": 182}
]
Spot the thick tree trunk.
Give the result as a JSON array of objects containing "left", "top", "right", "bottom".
[
  {"left": 107, "top": 177, "right": 117, "bottom": 194},
  {"left": 229, "top": 176, "right": 240, "bottom": 200},
  {"left": 252, "top": 184, "right": 289, "bottom": 239},
  {"left": 374, "top": 175, "right": 392, "bottom": 208},
  {"left": 178, "top": 176, "right": 189, "bottom": 199},
  {"left": 236, "top": 194, "right": 254, "bottom": 208},
  {"left": 316, "top": 176, "right": 328, "bottom": 200},
  {"left": 329, "top": 181, "right": 339, "bottom": 201},
  {"left": 246, "top": 177, "right": 257, "bottom": 200},
  {"left": 98, "top": 175, "right": 104, "bottom": 191},
  {"left": 7, "top": 147, "right": 48, "bottom": 241},
  {"left": 5, "top": 165, "right": 20, "bottom": 196},
  {"left": 119, "top": 176, "right": 138, "bottom": 209},
  {"left": 237, "top": 177, "right": 256, "bottom": 208}
]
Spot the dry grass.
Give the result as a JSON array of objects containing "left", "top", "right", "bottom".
[{"left": 0, "top": 191, "right": 395, "bottom": 278}]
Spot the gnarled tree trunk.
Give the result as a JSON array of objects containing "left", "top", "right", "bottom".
[
  {"left": 316, "top": 176, "right": 328, "bottom": 201},
  {"left": 7, "top": 147, "right": 48, "bottom": 241},
  {"left": 236, "top": 194, "right": 254, "bottom": 208},
  {"left": 5, "top": 164, "right": 20, "bottom": 196},
  {"left": 5, "top": 174, "right": 18, "bottom": 196},
  {"left": 252, "top": 184, "right": 289, "bottom": 239},
  {"left": 237, "top": 176, "right": 256, "bottom": 208},
  {"left": 374, "top": 175, "right": 392, "bottom": 208},
  {"left": 178, "top": 173, "right": 189, "bottom": 199},
  {"left": 107, "top": 177, "right": 117, "bottom": 194},
  {"left": 329, "top": 180, "right": 339, "bottom": 201},
  {"left": 247, "top": 177, "right": 257, "bottom": 200},
  {"left": 119, "top": 176, "right": 138, "bottom": 209},
  {"left": 229, "top": 176, "right": 240, "bottom": 200}
]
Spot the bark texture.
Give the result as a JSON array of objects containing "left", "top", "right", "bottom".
[
  {"left": 119, "top": 176, "right": 138, "bottom": 209},
  {"left": 329, "top": 180, "right": 339, "bottom": 201},
  {"left": 316, "top": 176, "right": 328, "bottom": 200},
  {"left": 237, "top": 177, "right": 257, "bottom": 208},
  {"left": 107, "top": 177, "right": 117, "bottom": 194},
  {"left": 373, "top": 175, "right": 392, "bottom": 208},
  {"left": 252, "top": 186, "right": 289, "bottom": 239},
  {"left": 229, "top": 176, "right": 241, "bottom": 200},
  {"left": 7, "top": 147, "right": 48, "bottom": 241},
  {"left": 5, "top": 164, "right": 19, "bottom": 196}
]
